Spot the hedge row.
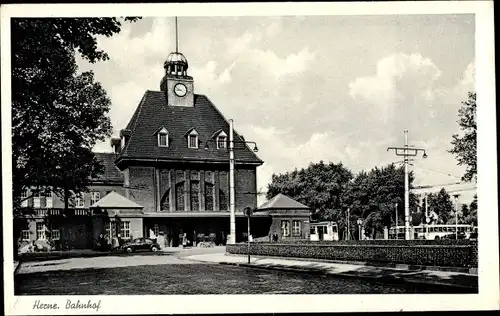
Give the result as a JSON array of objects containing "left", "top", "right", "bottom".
[
  {"left": 258, "top": 239, "right": 476, "bottom": 246},
  {"left": 227, "top": 241, "right": 478, "bottom": 268}
]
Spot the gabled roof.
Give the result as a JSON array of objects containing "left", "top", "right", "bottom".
[
  {"left": 257, "top": 193, "right": 311, "bottom": 211},
  {"left": 90, "top": 191, "right": 143, "bottom": 209},
  {"left": 210, "top": 129, "right": 227, "bottom": 139},
  {"left": 117, "top": 91, "right": 263, "bottom": 166},
  {"left": 93, "top": 152, "right": 123, "bottom": 183},
  {"left": 184, "top": 127, "right": 199, "bottom": 137},
  {"left": 153, "top": 126, "right": 169, "bottom": 135}
]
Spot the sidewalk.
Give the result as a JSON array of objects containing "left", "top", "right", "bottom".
[{"left": 184, "top": 253, "right": 478, "bottom": 291}]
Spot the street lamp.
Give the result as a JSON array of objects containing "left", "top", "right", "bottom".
[
  {"left": 244, "top": 206, "right": 253, "bottom": 264},
  {"left": 204, "top": 119, "right": 258, "bottom": 245},
  {"left": 357, "top": 218, "right": 363, "bottom": 240},
  {"left": 453, "top": 194, "right": 460, "bottom": 239},
  {"left": 387, "top": 130, "right": 427, "bottom": 240}
]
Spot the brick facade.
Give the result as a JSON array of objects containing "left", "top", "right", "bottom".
[{"left": 123, "top": 164, "right": 258, "bottom": 214}]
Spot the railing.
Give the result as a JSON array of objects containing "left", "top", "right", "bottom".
[
  {"left": 160, "top": 208, "right": 230, "bottom": 212},
  {"left": 74, "top": 209, "right": 90, "bottom": 216},
  {"left": 30, "top": 208, "right": 90, "bottom": 216},
  {"left": 35, "top": 209, "right": 61, "bottom": 216}
]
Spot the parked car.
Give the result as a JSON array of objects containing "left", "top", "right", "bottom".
[{"left": 121, "top": 238, "right": 161, "bottom": 253}]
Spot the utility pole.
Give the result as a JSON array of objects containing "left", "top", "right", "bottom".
[
  {"left": 425, "top": 194, "right": 429, "bottom": 237},
  {"left": 387, "top": 130, "right": 427, "bottom": 240},
  {"left": 228, "top": 119, "right": 236, "bottom": 244},
  {"left": 347, "top": 208, "right": 350, "bottom": 241},
  {"left": 395, "top": 202, "right": 398, "bottom": 239},
  {"left": 204, "top": 120, "right": 258, "bottom": 245},
  {"left": 453, "top": 194, "right": 460, "bottom": 239}
]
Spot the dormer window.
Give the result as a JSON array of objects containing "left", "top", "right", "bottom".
[
  {"left": 189, "top": 135, "right": 198, "bottom": 148},
  {"left": 216, "top": 131, "right": 228, "bottom": 149},
  {"left": 155, "top": 127, "right": 169, "bottom": 148},
  {"left": 210, "top": 129, "right": 228, "bottom": 149},
  {"left": 159, "top": 134, "right": 168, "bottom": 147},
  {"left": 186, "top": 129, "right": 199, "bottom": 148}
]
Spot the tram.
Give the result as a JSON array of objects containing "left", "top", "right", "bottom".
[
  {"left": 389, "top": 224, "right": 476, "bottom": 240},
  {"left": 309, "top": 221, "right": 339, "bottom": 241}
]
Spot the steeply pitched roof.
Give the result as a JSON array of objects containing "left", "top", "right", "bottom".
[
  {"left": 117, "top": 91, "right": 263, "bottom": 165},
  {"left": 257, "top": 193, "right": 311, "bottom": 211},
  {"left": 93, "top": 152, "right": 123, "bottom": 182},
  {"left": 90, "top": 191, "right": 143, "bottom": 209}
]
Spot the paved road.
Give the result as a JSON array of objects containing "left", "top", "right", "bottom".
[{"left": 15, "top": 249, "right": 466, "bottom": 295}]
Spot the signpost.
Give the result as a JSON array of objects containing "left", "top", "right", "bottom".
[{"left": 244, "top": 207, "right": 253, "bottom": 264}]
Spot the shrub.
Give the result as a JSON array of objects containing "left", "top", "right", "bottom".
[{"left": 227, "top": 240, "right": 477, "bottom": 268}]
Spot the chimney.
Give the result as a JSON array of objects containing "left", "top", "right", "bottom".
[{"left": 110, "top": 138, "right": 121, "bottom": 154}]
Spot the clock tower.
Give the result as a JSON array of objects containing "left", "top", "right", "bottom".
[{"left": 160, "top": 52, "right": 194, "bottom": 107}]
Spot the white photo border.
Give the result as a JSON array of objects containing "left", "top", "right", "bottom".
[{"left": 1, "top": 1, "right": 497, "bottom": 314}]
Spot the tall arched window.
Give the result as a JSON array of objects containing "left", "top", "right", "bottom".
[
  {"left": 175, "top": 182, "right": 185, "bottom": 211},
  {"left": 219, "top": 189, "right": 228, "bottom": 211},
  {"left": 160, "top": 189, "right": 170, "bottom": 211},
  {"left": 205, "top": 183, "right": 214, "bottom": 211},
  {"left": 190, "top": 181, "right": 200, "bottom": 211}
]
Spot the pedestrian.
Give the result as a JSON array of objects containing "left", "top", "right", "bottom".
[
  {"left": 99, "top": 233, "right": 105, "bottom": 251},
  {"left": 273, "top": 233, "right": 279, "bottom": 242},
  {"left": 182, "top": 233, "right": 187, "bottom": 248},
  {"left": 112, "top": 235, "right": 119, "bottom": 251},
  {"left": 104, "top": 234, "right": 111, "bottom": 251}
]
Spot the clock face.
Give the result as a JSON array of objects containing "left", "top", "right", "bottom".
[{"left": 174, "top": 83, "right": 187, "bottom": 97}]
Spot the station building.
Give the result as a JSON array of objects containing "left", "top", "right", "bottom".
[{"left": 17, "top": 49, "right": 272, "bottom": 249}]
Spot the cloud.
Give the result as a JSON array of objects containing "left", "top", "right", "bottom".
[
  {"left": 229, "top": 31, "right": 259, "bottom": 54},
  {"left": 79, "top": 17, "right": 476, "bottom": 204},
  {"left": 348, "top": 53, "right": 442, "bottom": 125},
  {"left": 460, "top": 60, "right": 476, "bottom": 88}
]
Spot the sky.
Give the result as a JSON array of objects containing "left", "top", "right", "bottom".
[{"left": 77, "top": 14, "right": 476, "bottom": 204}]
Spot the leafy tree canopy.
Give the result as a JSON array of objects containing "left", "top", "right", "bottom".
[
  {"left": 464, "top": 194, "right": 478, "bottom": 226},
  {"left": 449, "top": 92, "right": 477, "bottom": 182},
  {"left": 266, "top": 161, "right": 353, "bottom": 223},
  {"left": 343, "top": 163, "right": 417, "bottom": 238},
  {"left": 12, "top": 17, "right": 140, "bottom": 211},
  {"left": 427, "top": 188, "right": 455, "bottom": 224},
  {"left": 266, "top": 161, "right": 416, "bottom": 239}
]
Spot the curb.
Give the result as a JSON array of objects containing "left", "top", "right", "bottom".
[
  {"left": 218, "top": 261, "right": 478, "bottom": 292},
  {"left": 225, "top": 254, "right": 478, "bottom": 275}
]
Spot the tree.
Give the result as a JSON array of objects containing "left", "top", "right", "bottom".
[
  {"left": 343, "top": 163, "right": 417, "bottom": 239},
  {"left": 266, "top": 161, "right": 353, "bottom": 234},
  {"left": 427, "top": 188, "right": 454, "bottom": 224},
  {"left": 463, "top": 194, "right": 478, "bottom": 226},
  {"left": 11, "top": 18, "right": 140, "bottom": 251},
  {"left": 449, "top": 92, "right": 477, "bottom": 182}
]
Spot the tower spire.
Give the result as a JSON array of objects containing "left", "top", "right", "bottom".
[{"left": 175, "top": 16, "right": 179, "bottom": 53}]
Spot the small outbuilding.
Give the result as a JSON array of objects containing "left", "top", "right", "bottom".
[
  {"left": 256, "top": 193, "right": 311, "bottom": 242},
  {"left": 90, "top": 191, "right": 145, "bottom": 243}
]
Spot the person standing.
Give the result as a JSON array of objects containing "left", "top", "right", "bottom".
[{"left": 112, "top": 235, "right": 119, "bottom": 251}]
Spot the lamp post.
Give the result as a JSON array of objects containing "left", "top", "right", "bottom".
[
  {"left": 204, "top": 119, "right": 258, "bottom": 245},
  {"left": 346, "top": 208, "right": 350, "bottom": 240},
  {"left": 453, "top": 194, "right": 460, "bottom": 239},
  {"left": 395, "top": 202, "right": 398, "bottom": 239},
  {"left": 387, "top": 130, "right": 427, "bottom": 240},
  {"left": 424, "top": 194, "right": 429, "bottom": 238},
  {"left": 244, "top": 207, "right": 253, "bottom": 263},
  {"left": 357, "top": 218, "right": 363, "bottom": 240}
]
